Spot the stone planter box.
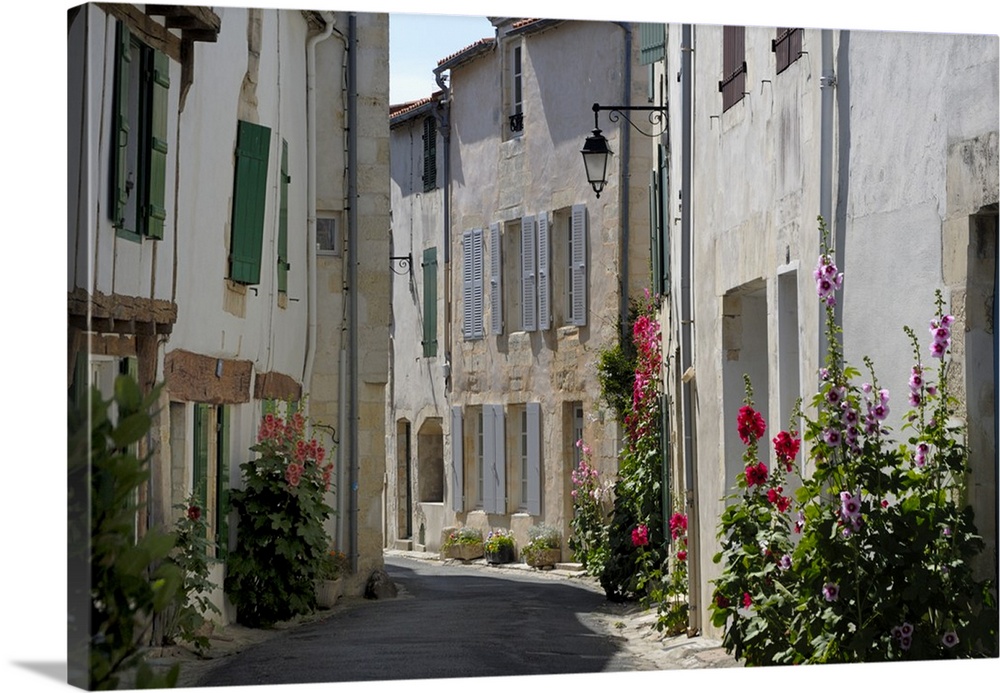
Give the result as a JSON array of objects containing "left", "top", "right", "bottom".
[
  {"left": 315, "top": 578, "right": 344, "bottom": 609},
  {"left": 441, "top": 542, "right": 484, "bottom": 561},
  {"left": 525, "top": 547, "right": 561, "bottom": 568},
  {"left": 485, "top": 544, "right": 515, "bottom": 564}
]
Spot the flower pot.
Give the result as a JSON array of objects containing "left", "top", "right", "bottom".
[
  {"left": 525, "top": 547, "right": 561, "bottom": 568},
  {"left": 485, "top": 544, "right": 515, "bottom": 564},
  {"left": 315, "top": 578, "right": 343, "bottom": 609},
  {"left": 442, "top": 542, "right": 484, "bottom": 561}
]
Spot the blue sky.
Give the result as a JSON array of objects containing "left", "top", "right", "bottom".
[{"left": 390, "top": 13, "right": 495, "bottom": 105}]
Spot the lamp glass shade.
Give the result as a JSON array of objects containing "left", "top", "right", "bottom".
[{"left": 581, "top": 129, "right": 611, "bottom": 196}]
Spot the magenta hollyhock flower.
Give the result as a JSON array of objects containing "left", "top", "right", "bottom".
[
  {"left": 744, "top": 461, "right": 768, "bottom": 487},
  {"left": 822, "top": 583, "right": 840, "bottom": 602},
  {"left": 677, "top": 550, "right": 687, "bottom": 561},
  {"left": 926, "top": 385, "right": 938, "bottom": 396},
  {"left": 631, "top": 524, "right": 649, "bottom": 547},
  {"left": 794, "top": 510, "right": 805, "bottom": 534},
  {"left": 909, "top": 369, "right": 923, "bottom": 391},
  {"left": 900, "top": 635, "right": 912, "bottom": 651},
  {"left": 941, "top": 631, "right": 959, "bottom": 648},
  {"left": 779, "top": 554, "right": 792, "bottom": 571},
  {"left": 930, "top": 341, "right": 947, "bottom": 359},
  {"left": 669, "top": 512, "right": 688, "bottom": 540},
  {"left": 824, "top": 428, "right": 842, "bottom": 447},
  {"left": 900, "top": 622, "right": 914, "bottom": 637},
  {"left": 737, "top": 405, "right": 766, "bottom": 444},
  {"left": 743, "top": 592, "right": 752, "bottom": 609}
]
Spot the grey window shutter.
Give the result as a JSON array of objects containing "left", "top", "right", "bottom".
[
  {"left": 490, "top": 404, "right": 506, "bottom": 514},
  {"left": 570, "top": 204, "right": 588, "bottom": 326},
  {"left": 537, "top": 213, "right": 551, "bottom": 330},
  {"left": 489, "top": 222, "right": 503, "bottom": 335},
  {"left": 525, "top": 402, "right": 541, "bottom": 516},
  {"left": 482, "top": 405, "right": 496, "bottom": 512},
  {"left": 462, "top": 231, "right": 474, "bottom": 339},
  {"left": 520, "top": 216, "right": 537, "bottom": 331},
  {"left": 650, "top": 168, "right": 660, "bottom": 293},
  {"left": 451, "top": 406, "right": 464, "bottom": 512},
  {"left": 639, "top": 23, "right": 666, "bottom": 65},
  {"left": 472, "top": 228, "right": 485, "bottom": 339},
  {"left": 658, "top": 144, "right": 670, "bottom": 295}
]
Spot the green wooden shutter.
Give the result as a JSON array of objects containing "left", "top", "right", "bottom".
[
  {"left": 658, "top": 144, "right": 670, "bottom": 295},
  {"left": 422, "top": 247, "right": 438, "bottom": 357},
  {"left": 145, "top": 49, "right": 169, "bottom": 239},
  {"left": 111, "top": 21, "right": 131, "bottom": 228},
  {"left": 230, "top": 120, "right": 272, "bottom": 284},
  {"left": 193, "top": 404, "right": 211, "bottom": 541},
  {"left": 277, "top": 139, "right": 290, "bottom": 293},
  {"left": 639, "top": 23, "right": 665, "bottom": 65},
  {"left": 216, "top": 406, "right": 230, "bottom": 559},
  {"left": 650, "top": 167, "right": 660, "bottom": 293}
]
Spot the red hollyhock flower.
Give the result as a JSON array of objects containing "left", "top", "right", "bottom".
[
  {"left": 772, "top": 430, "right": 801, "bottom": 470},
  {"left": 737, "top": 405, "right": 766, "bottom": 445},
  {"left": 715, "top": 593, "right": 731, "bottom": 609},
  {"left": 677, "top": 550, "right": 687, "bottom": 561},
  {"left": 745, "top": 461, "right": 768, "bottom": 487},
  {"left": 187, "top": 505, "right": 201, "bottom": 521},
  {"left": 743, "top": 592, "right": 753, "bottom": 609},
  {"left": 669, "top": 512, "right": 688, "bottom": 540}
]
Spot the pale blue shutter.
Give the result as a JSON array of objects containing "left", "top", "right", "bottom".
[
  {"left": 520, "top": 216, "right": 537, "bottom": 331},
  {"left": 537, "top": 213, "right": 551, "bottom": 330},
  {"left": 487, "top": 404, "right": 506, "bottom": 514},
  {"left": 472, "top": 229, "right": 484, "bottom": 339},
  {"left": 462, "top": 231, "right": 474, "bottom": 339},
  {"left": 489, "top": 222, "right": 503, "bottom": 335},
  {"left": 451, "top": 406, "right": 464, "bottom": 512},
  {"left": 525, "top": 402, "right": 541, "bottom": 516},
  {"left": 570, "top": 204, "right": 588, "bottom": 326},
  {"left": 482, "top": 406, "right": 496, "bottom": 513}
]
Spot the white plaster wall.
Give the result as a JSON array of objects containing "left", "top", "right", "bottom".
[
  {"left": 660, "top": 22, "right": 998, "bottom": 636},
  {"left": 171, "top": 7, "right": 310, "bottom": 381}
]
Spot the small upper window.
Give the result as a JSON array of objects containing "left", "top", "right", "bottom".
[
  {"left": 773, "top": 28, "right": 803, "bottom": 74},
  {"left": 506, "top": 42, "right": 524, "bottom": 137}
]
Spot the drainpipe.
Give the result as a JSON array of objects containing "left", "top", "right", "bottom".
[
  {"left": 433, "top": 63, "right": 453, "bottom": 390},
  {"left": 614, "top": 22, "right": 633, "bottom": 341},
  {"left": 346, "top": 13, "right": 360, "bottom": 573},
  {"left": 303, "top": 12, "right": 336, "bottom": 394},
  {"left": 819, "top": 29, "right": 836, "bottom": 369},
  {"left": 679, "top": 22, "right": 700, "bottom": 634}
]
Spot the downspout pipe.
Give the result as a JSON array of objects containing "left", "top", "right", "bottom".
[
  {"left": 433, "top": 63, "right": 452, "bottom": 389},
  {"left": 303, "top": 12, "right": 336, "bottom": 392},
  {"left": 614, "top": 22, "right": 633, "bottom": 342},
  {"left": 679, "top": 21, "right": 699, "bottom": 633},
  {"left": 819, "top": 29, "right": 836, "bottom": 368},
  {"left": 346, "top": 12, "right": 360, "bottom": 573}
]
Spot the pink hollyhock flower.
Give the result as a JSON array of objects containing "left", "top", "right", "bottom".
[
  {"left": 669, "top": 512, "right": 688, "bottom": 540},
  {"left": 822, "top": 583, "right": 840, "bottom": 602},
  {"left": 941, "top": 631, "right": 959, "bottom": 648},
  {"left": 779, "top": 554, "right": 792, "bottom": 571},
  {"left": 824, "top": 428, "right": 842, "bottom": 447},
  {"left": 840, "top": 491, "right": 861, "bottom": 518}
]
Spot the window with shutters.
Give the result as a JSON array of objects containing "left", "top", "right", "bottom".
[
  {"left": 570, "top": 402, "right": 585, "bottom": 468},
  {"left": 422, "top": 247, "right": 438, "bottom": 357},
  {"left": 462, "top": 229, "right": 485, "bottom": 340},
  {"left": 422, "top": 116, "right": 437, "bottom": 192},
  {"left": 773, "top": 28, "right": 803, "bottom": 74},
  {"left": 488, "top": 223, "right": 503, "bottom": 335},
  {"left": 504, "top": 41, "right": 524, "bottom": 139},
  {"left": 550, "top": 205, "right": 589, "bottom": 327},
  {"left": 110, "top": 20, "right": 169, "bottom": 242},
  {"left": 719, "top": 25, "right": 747, "bottom": 112},
  {"left": 229, "top": 120, "right": 272, "bottom": 284},
  {"left": 193, "top": 403, "right": 231, "bottom": 559}
]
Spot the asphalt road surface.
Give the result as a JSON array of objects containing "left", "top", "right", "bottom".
[{"left": 196, "top": 555, "right": 628, "bottom": 687}]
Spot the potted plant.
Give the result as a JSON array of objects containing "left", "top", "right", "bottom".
[
  {"left": 483, "top": 529, "right": 516, "bottom": 565},
  {"left": 315, "top": 549, "right": 348, "bottom": 609},
  {"left": 440, "top": 527, "right": 485, "bottom": 561},
  {"left": 522, "top": 524, "right": 562, "bottom": 569}
]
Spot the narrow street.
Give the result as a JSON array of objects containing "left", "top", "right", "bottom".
[{"left": 194, "top": 555, "right": 652, "bottom": 687}]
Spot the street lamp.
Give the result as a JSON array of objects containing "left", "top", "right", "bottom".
[{"left": 580, "top": 102, "right": 667, "bottom": 197}]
